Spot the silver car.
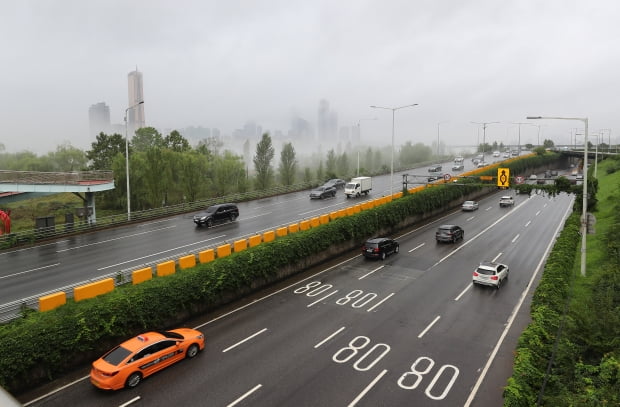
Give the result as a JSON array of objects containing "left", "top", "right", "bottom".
[
  {"left": 461, "top": 200, "right": 479, "bottom": 211},
  {"left": 473, "top": 261, "right": 509, "bottom": 289}
]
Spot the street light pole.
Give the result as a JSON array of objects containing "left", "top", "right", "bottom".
[
  {"left": 470, "top": 121, "right": 499, "bottom": 163},
  {"left": 512, "top": 122, "right": 538, "bottom": 153},
  {"left": 437, "top": 121, "right": 448, "bottom": 158},
  {"left": 527, "top": 115, "right": 588, "bottom": 276},
  {"left": 370, "top": 104, "right": 418, "bottom": 196},
  {"left": 124, "top": 100, "right": 144, "bottom": 221}
]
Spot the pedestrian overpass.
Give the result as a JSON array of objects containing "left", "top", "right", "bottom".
[{"left": 0, "top": 170, "right": 115, "bottom": 230}]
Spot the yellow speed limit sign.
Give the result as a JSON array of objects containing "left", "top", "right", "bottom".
[{"left": 497, "top": 168, "right": 510, "bottom": 187}]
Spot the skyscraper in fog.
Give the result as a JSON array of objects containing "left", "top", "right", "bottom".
[
  {"left": 317, "top": 99, "right": 338, "bottom": 142},
  {"left": 88, "top": 102, "right": 111, "bottom": 137},
  {"left": 127, "top": 69, "right": 145, "bottom": 134}
]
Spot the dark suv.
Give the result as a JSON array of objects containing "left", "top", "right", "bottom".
[
  {"left": 362, "top": 237, "right": 399, "bottom": 260},
  {"left": 193, "top": 203, "right": 239, "bottom": 227},
  {"left": 435, "top": 224, "right": 464, "bottom": 243}
]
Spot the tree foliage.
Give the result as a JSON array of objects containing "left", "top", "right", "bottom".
[
  {"left": 87, "top": 133, "right": 126, "bottom": 170},
  {"left": 278, "top": 142, "right": 297, "bottom": 186},
  {"left": 253, "top": 133, "right": 275, "bottom": 190}
]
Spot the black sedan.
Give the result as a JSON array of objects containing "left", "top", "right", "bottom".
[
  {"left": 309, "top": 185, "right": 337, "bottom": 199},
  {"left": 323, "top": 178, "right": 346, "bottom": 189}
]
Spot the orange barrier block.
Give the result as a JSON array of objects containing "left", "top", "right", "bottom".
[
  {"left": 157, "top": 260, "right": 176, "bottom": 277},
  {"left": 300, "top": 220, "right": 310, "bottom": 231},
  {"left": 199, "top": 249, "right": 215, "bottom": 263},
  {"left": 366, "top": 200, "right": 375, "bottom": 209},
  {"left": 263, "top": 230, "right": 276, "bottom": 242},
  {"left": 338, "top": 209, "right": 347, "bottom": 218},
  {"left": 288, "top": 223, "right": 299, "bottom": 233},
  {"left": 217, "top": 244, "right": 232, "bottom": 258},
  {"left": 276, "top": 227, "right": 288, "bottom": 237},
  {"left": 346, "top": 206, "right": 355, "bottom": 216},
  {"left": 132, "top": 267, "right": 153, "bottom": 285},
  {"left": 39, "top": 292, "right": 66, "bottom": 312},
  {"left": 234, "top": 239, "right": 247, "bottom": 252},
  {"left": 360, "top": 202, "right": 369, "bottom": 210},
  {"left": 353, "top": 205, "right": 361, "bottom": 214},
  {"left": 74, "top": 278, "right": 115, "bottom": 302},
  {"left": 249, "top": 234, "right": 262, "bottom": 247},
  {"left": 319, "top": 214, "right": 330, "bottom": 224},
  {"left": 330, "top": 211, "right": 339, "bottom": 221},
  {"left": 178, "top": 254, "right": 196, "bottom": 270},
  {"left": 310, "top": 217, "right": 320, "bottom": 228}
]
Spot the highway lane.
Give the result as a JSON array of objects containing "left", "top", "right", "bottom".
[
  {"left": 23, "top": 191, "right": 573, "bottom": 406},
  {"left": 1, "top": 157, "right": 489, "bottom": 305}
]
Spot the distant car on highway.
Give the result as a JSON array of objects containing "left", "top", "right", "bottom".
[
  {"left": 428, "top": 164, "right": 442, "bottom": 172},
  {"left": 452, "top": 163, "right": 465, "bottom": 171},
  {"left": 473, "top": 261, "right": 509, "bottom": 289},
  {"left": 362, "top": 237, "right": 399, "bottom": 260},
  {"left": 427, "top": 173, "right": 445, "bottom": 182},
  {"left": 493, "top": 151, "right": 500, "bottom": 157},
  {"left": 461, "top": 200, "right": 479, "bottom": 211},
  {"left": 193, "top": 203, "right": 239, "bottom": 227},
  {"left": 90, "top": 328, "right": 205, "bottom": 390},
  {"left": 499, "top": 196, "right": 514, "bottom": 207},
  {"left": 309, "top": 185, "right": 336, "bottom": 199},
  {"left": 323, "top": 178, "right": 346, "bottom": 189},
  {"left": 503, "top": 152, "right": 510, "bottom": 158},
  {"left": 435, "top": 224, "right": 464, "bottom": 243}
]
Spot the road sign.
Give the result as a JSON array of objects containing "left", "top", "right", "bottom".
[
  {"left": 515, "top": 176, "right": 525, "bottom": 184},
  {"left": 497, "top": 168, "right": 510, "bottom": 187},
  {"left": 443, "top": 173, "right": 451, "bottom": 182}
]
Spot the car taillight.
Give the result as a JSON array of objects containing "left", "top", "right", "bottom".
[
  {"left": 491, "top": 275, "right": 498, "bottom": 280},
  {"left": 99, "top": 370, "right": 118, "bottom": 377},
  {"left": 473, "top": 271, "right": 479, "bottom": 277}
]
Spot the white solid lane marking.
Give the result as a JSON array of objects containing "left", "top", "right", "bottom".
[
  {"left": 347, "top": 369, "right": 388, "bottom": 407},
  {"left": 492, "top": 253, "right": 503, "bottom": 262},
  {"left": 454, "top": 284, "right": 472, "bottom": 301},
  {"left": 118, "top": 396, "right": 141, "bottom": 407},
  {"left": 222, "top": 328, "right": 268, "bottom": 353},
  {"left": 315, "top": 327, "right": 346, "bottom": 348},
  {"left": 242, "top": 212, "right": 272, "bottom": 221},
  {"left": 358, "top": 265, "right": 384, "bottom": 280},
  {"left": 525, "top": 220, "right": 531, "bottom": 227},
  {"left": 0, "top": 263, "right": 59, "bottom": 280},
  {"left": 227, "top": 384, "right": 262, "bottom": 407},
  {"left": 56, "top": 225, "right": 176, "bottom": 252},
  {"left": 418, "top": 316, "right": 441, "bottom": 338},
  {"left": 97, "top": 235, "right": 226, "bottom": 270},
  {"left": 512, "top": 234, "right": 520, "bottom": 243},
  {"left": 535, "top": 210, "right": 541, "bottom": 216},
  {"left": 366, "top": 293, "right": 395, "bottom": 312},
  {"left": 307, "top": 290, "right": 339, "bottom": 307},
  {"left": 408, "top": 243, "right": 425, "bottom": 253}
]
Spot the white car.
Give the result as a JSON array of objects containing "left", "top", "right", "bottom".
[
  {"left": 493, "top": 151, "right": 500, "bottom": 157},
  {"left": 461, "top": 200, "right": 479, "bottom": 211},
  {"left": 499, "top": 196, "right": 514, "bottom": 207},
  {"left": 473, "top": 261, "right": 509, "bottom": 288}
]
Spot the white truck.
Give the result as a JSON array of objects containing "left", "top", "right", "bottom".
[{"left": 344, "top": 176, "right": 372, "bottom": 198}]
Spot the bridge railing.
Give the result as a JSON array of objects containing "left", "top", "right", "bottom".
[{"left": 0, "top": 170, "right": 113, "bottom": 185}]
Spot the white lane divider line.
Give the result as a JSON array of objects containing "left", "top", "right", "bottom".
[
  {"left": 227, "top": 384, "right": 262, "bottom": 407},
  {"left": 222, "top": 328, "right": 267, "bottom": 353},
  {"left": 418, "top": 315, "right": 441, "bottom": 338},
  {"left": 348, "top": 369, "right": 388, "bottom": 407},
  {"left": 315, "top": 327, "right": 346, "bottom": 348},
  {"left": 408, "top": 243, "right": 425, "bottom": 253},
  {"left": 359, "top": 265, "right": 384, "bottom": 280}
]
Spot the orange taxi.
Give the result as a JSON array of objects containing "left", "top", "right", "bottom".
[{"left": 90, "top": 328, "right": 205, "bottom": 390}]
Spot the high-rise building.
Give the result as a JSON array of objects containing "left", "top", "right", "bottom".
[
  {"left": 317, "top": 99, "right": 338, "bottom": 142},
  {"left": 127, "top": 69, "right": 145, "bottom": 134},
  {"left": 88, "top": 102, "right": 111, "bottom": 137}
]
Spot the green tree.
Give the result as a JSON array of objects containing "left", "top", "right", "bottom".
[
  {"left": 213, "top": 150, "right": 246, "bottom": 195},
  {"left": 45, "top": 142, "right": 88, "bottom": 172},
  {"left": 399, "top": 141, "right": 432, "bottom": 165},
  {"left": 365, "top": 148, "right": 374, "bottom": 173},
  {"left": 179, "top": 152, "right": 209, "bottom": 202},
  {"left": 132, "top": 127, "right": 164, "bottom": 152},
  {"left": 86, "top": 132, "right": 126, "bottom": 170},
  {"left": 163, "top": 130, "right": 191, "bottom": 153},
  {"left": 543, "top": 139, "right": 555, "bottom": 148},
  {"left": 336, "top": 152, "right": 349, "bottom": 177},
  {"left": 316, "top": 160, "right": 324, "bottom": 182},
  {"left": 253, "top": 133, "right": 275, "bottom": 190},
  {"left": 278, "top": 142, "right": 297, "bottom": 185},
  {"left": 325, "top": 149, "right": 337, "bottom": 175}
]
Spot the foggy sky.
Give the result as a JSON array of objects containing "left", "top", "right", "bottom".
[{"left": 1, "top": 0, "right": 618, "bottom": 155}]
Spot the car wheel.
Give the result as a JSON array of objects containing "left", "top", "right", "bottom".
[
  {"left": 125, "top": 372, "right": 142, "bottom": 389},
  {"left": 186, "top": 344, "right": 199, "bottom": 359},
  {"left": 496, "top": 279, "right": 501, "bottom": 289},
  {"left": 395, "top": 245, "right": 399, "bottom": 254},
  {"left": 332, "top": 191, "right": 336, "bottom": 197},
  {"left": 381, "top": 252, "right": 386, "bottom": 260},
  {"left": 206, "top": 219, "right": 213, "bottom": 228},
  {"left": 230, "top": 214, "right": 237, "bottom": 222}
]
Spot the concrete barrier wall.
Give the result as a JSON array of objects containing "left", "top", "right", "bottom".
[
  {"left": 178, "top": 254, "right": 196, "bottom": 270},
  {"left": 234, "top": 239, "right": 247, "bottom": 252},
  {"left": 320, "top": 214, "right": 330, "bottom": 224},
  {"left": 299, "top": 220, "right": 310, "bottom": 231},
  {"left": 249, "top": 234, "right": 262, "bottom": 247},
  {"left": 263, "top": 230, "right": 275, "bottom": 242},
  {"left": 157, "top": 260, "right": 176, "bottom": 277},
  {"left": 199, "top": 249, "right": 215, "bottom": 263},
  {"left": 288, "top": 223, "right": 299, "bottom": 233},
  {"left": 310, "top": 217, "right": 320, "bottom": 228},
  {"left": 276, "top": 227, "right": 288, "bottom": 237},
  {"left": 132, "top": 267, "right": 153, "bottom": 284},
  {"left": 39, "top": 292, "right": 66, "bottom": 312},
  {"left": 74, "top": 278, "right": 115, "bottom": 302},
  {"left": 217, "top": 244, "right": 232, "bottom": 258}
]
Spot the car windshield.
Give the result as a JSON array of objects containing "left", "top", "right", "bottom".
[
  {"left": 365, "top": 242, "right": 379, "bottom": 248},
  {"left": 345, "top": 183, "right": 355, "bottom": 189},
  {"left": 204, "top": 206, "right": 218, "bottom": 214},
  {"left": 102, "top": 345, "right": 133, "bottom": 366},
  {"left": 463, "top": 201, "right": 474, "bottom": 205},
  {"left": 314, "top": 187, "right": 325, "bottom": 191}
]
